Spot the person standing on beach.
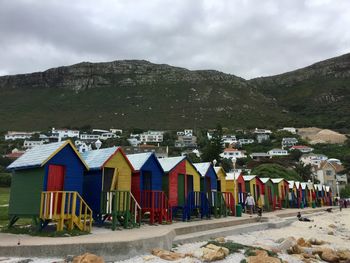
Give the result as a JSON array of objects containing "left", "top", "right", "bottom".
[{"left": 245, "top": 193, "right": 255, "bottom": 216}]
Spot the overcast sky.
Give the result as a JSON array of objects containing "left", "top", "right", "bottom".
[{"left": 0, "top": 0, "right": 349, "bottom": 79}]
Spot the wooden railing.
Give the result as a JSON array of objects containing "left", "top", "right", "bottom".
[
  {"left": 186, "top": 191, "right": 211, "bottom": 219},
  {"left": 40, "top": 191, "right": 93, "bottom": 232},
  {"left": 141, "top": 190, "right": 172, "bottom": 224},
  {"left": 207, "top": 191, "right": 228, "bottom": 218},
  {"left": 100, "top": 190, "right": 141, "bottom": 229},
  {"left": 222, "top": 191, "right": 235, "bottom": 216}
]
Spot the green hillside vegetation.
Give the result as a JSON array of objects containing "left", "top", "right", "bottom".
[
  {"left": 251, "top": 163, "right": 302, "bottom": 181},
  {"left": 0, "top": 53, "right": 350, "bottom": 130}
]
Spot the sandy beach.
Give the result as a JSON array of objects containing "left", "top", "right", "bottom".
[{"left": 1, "top": 209, "right": 349, "bottom": 263}]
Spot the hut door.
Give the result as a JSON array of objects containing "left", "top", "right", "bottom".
[
  {"left": 186, "top": 175, "right": 193, "bottom": 193},
  {"left": 47, "top": 165, "right": 65, "bottom": 213},
  {"left": 143, "top": 171, "right": 152, "bottom": 190},
  {"left": 206, "top": 177, "right": 211, "bottom": 193},
  {"left": 103, "top": 168, "right": 115, "bottom": 191},
  {"left": 47, "top": 165, "right": 65, "bottom": 191},
  {"left": 217, "top": 180, "right": 221, "bottom": 192},
  {"left": 178, "top": 174, "right": 185, "bottom": 206}
]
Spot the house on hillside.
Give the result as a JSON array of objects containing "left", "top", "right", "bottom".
[
  {"left": 290, "top": 145, "right": 314, "bottom": 153},
  {"left": 254, "top": 128, "right": 272, "bottom": 143},
  {"left": 300, "top": 153, "right": 328, "bottom": 167},
  {"left": 315, "top": 160, "right": 347, "bottom": 194},
  {"left": 250, "top": 152, "right": 271, "bottom": 161},
  {"left": 267, "top": 149, "right": 288, "bottom": 156},
  {"left": 220, "top": 148, "right": 246, "bottom": 159},
  {"left": 281, "top": 137, "right": 298, "bottom": 149}
]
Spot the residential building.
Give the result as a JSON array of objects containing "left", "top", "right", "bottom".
[
  {"left": 5, "top": 131, "right": 35, "bottom": 141},
  {"left": 99, "top": 132, "right": 118, "bottom": 140},
  {"left": 280, "top": 127, "right": 297, "bottom": 134},
  {"left": 281, "top": 137, "right": 298, "bottom": 149},
  {"left": 267, "top": 149, "right": 289, "bottom": 156},
  {"left": 222, "top": 135, "right": 237, "bottom": 146},
  {"left": 250, "top": 153, "right": 271, "bottom": 161},
  {"left": 3, "top": 148, "right": 25, "bottom": 160},
  {"left": 140, "top": 131, "right": 164, "bottom": 143},
  {"left": 289, "top": 145, "right": 314, "bottom": 153},
  {"left": 127, "top": 138, "right": 141, "bottom": 147},
  {"left": 300, "top": 153, "right": 328, "bottom": 167},
  {"left": 80, "top": 133, "right": 101, "bottom": 141},
  {"left": 175, "top": 135, "right": 197, "bottom": 148},
  {"left": 256, "top": 134, "right": 270, "bottom": 143},
  {"left": 253, "top": 128, "right": 272, "bottom": 134},
  {"left": 51, "top": 128, "right": 79, "bottom": 139},
  {"left": 23, "top": 140, "right": 45, "bottom": 149},
  {"left": 110, "top": 129, "right": 123, "bottom": 134},
  {"left": 220, "top": 148, "right": 246, "bottom": 159},
  {"left": 315, "top": 160, "right": 346, "bottom": 193},
  {"left": 238, "top": 138, "right": 254, "bottom": 145},
  {"left": 122, "top": 144, "right": 168, "bottom": 158}
]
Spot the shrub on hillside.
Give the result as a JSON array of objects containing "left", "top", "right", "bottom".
[{"left": 0, "top": 173, "right": 11, "bottom": 187}]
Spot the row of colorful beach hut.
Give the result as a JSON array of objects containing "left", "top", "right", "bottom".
[{"left": 6, "top": 141, "right": 333, "bottom": 232}]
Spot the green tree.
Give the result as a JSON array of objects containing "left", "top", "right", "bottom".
[
  {"left": 340, "top": 185, "right": 350, "bottom": 198},
  {"left": 252, "top": 163, "right": 301, "bottom": 181},
  {"left": 221, "top": 158, "right": 233, "bottom": 172},
  {"left": 294, "top": 163, "right": 312, "bottom": 181},
  {"left": 201, "top": 124, "right": 223, "bottom": 162}
]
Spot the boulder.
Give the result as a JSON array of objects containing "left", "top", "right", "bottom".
[
  {"left": 72, "top": 253, "right": 104, "bottom": 263},
  {"left": 337, "top": 249, "right": 350, "bottom": 261},
  {"left": 143, "top": 255, "right": 157, "bottom": 261},
  {"left": 254, "top": 250, "right": 268, "bottom": 257},
  {"left": 247, "top": 255, "right": 281, "bottom": 263},
  {"left": 297, "top": 237, "right": 312, "bottom": 247},
  {"left": 205, "top": 244, "right": 229, "bottom": 256},
  {"left": 214, "top": 237, "right": 226, "bottom": 243},
  {"left": 201, "top": 247, "right": 226, "bottom": 262},
  {"left": 321, "top": 249, "right": 339, "bottom": 263},
  {"left": 151, "top": 248, "right": 185, "bottom": 261},
  {"left": 329, "top": 224, "right": 336, "bottom": 229},
  {"left": 287, "top": 244, "right": 303, "bottom": 255},
  {"left": 328, "top": 231, "right": 334, "bottom": 235},
  {"left": 278, "top": 236, "right": 297, "bottom": 252},
  {"left": 308, "top": 238, "right": 326, "bottom": 245}
]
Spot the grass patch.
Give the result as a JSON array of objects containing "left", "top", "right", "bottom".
[
  {"left": 0, "top": 187, "right": 10, "bottom": 227},
  {"left": 240, "top": 260, "right": 247, "bottom": 263}
]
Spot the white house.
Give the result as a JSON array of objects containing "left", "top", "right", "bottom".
[
  {"left": 222, "top": 135, "right": 237, "bottom": 146},
  {"left": 140, "top": 131, "right": 164, "bottom": 143},
  {"left": 254, "top": 128, "right": 272, "bottom": 134},
  {"left": 99, "top": 132, "right": 118, "bottom": 140},
  {"left": 280, "top": 127, "right": 297, "bottom": 134},
  {"left": 267, "top": 148, "right": 289, "bottom": 156},
  {"left": 80, "top": 133, "right": 101, "bottom": 141},
  {"left": 220, "top": 148, "right": 246, "bottom": 159},
  {"left": 51, "top": 128, "right": 80, "bottom": 139},
  {"left": 23, "top": 140, "right": 45, "bottom": 149},
  {"left": 281, "top": 137, "right": 298, "bottom": 148},
  {"left": 5, "top": 131, "right": 35, "bottom": 141},
  {"left": 289, "top": 145, "right": 314, "bottom": 153},
  {"left": 127, "top": 138, "right": 141, "bottom": 147},
  {"left": 300, "top": 153, "right": 328, "bottom": 167},
  {"left": 238, "top": 138, "right": 254, "bottom": 145}
]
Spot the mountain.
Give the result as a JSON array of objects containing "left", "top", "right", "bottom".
[
  {"left": 250, "top": 53, "right": 350, "bottom": 130},
  {"left": 0, "top": 53, "right": 350, "bottom": 131},
  {"left": 0, "top": 60, "right": 284, "bottom": 130}
]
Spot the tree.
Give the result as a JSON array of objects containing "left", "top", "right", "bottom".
[
  {"left": 340, "top": 185, "right": 350, "bottom": 198},
  {"left": 252, "top": 163, "right": 301, "bottom": 181},
  {"left": 201, "top": 124, "right": 223, "bottom": 162},
  {"left": 289, "top": 149, "right": 302, "bottom": 162},
  {"left": 221, "top": 158, "right": 233, "bottom": 172},
  {"left": 294, "top": 163, "right": 312, "bottom": 181}
]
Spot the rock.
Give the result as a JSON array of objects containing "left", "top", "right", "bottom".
[
  {"left": 72, "top": 253, "right": 104, "bottom": 263},
  {"left": 321, "top": 249, "right": 339, "bottom": 262},
  {"left": 247, "top": 255, "right": 281, "bottom": 263},
  {"left": 65, "top": 255, "right": 75, "bottom": 262},
  {"left": 191, "top": 248, "right": 204, "bottom": 259},
  {"left": 151, "top": 248, "right": 185, "bottom": 261},
  {"left": 302, "top": 253, "right": 316, "bottom": 259},
  {"left": 201, "top": 247, "right": 226, "bottom": 262},
  {"left": 214, "top": 237, "right": 226, "bottom": 243},
  {"left": 142, "top": 255, "right": 157, "bottom": 261},
  {"left": 329, "top": 224, "right": 337, "bottom": 229},
  {"left": 278, "top": 236, "right": 297, "bottom": 252},
  {"left": 308, "top": 238, "right": 326, "bottom": 245},
  {"left": 297, "top": 237, "right": 312, "bottom": 247},
  {"left": 337, "top": 249, "right": 350, "bottom": 260},
  {"left": 205, "top": 244, "right": 229, "bottom": 256},
  {"left": 287, "top": 244, "right": 303, "bottom": 255},
  {"left": 328, "top": 231, "right": 334, "bottom": 235}
]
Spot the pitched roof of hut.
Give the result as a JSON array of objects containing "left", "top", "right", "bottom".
[
  {"left": 158, "top": 156, "right": 186, "bottom": 172},
  {"left": 259, "top": 177, "right": 272, "bottom": 184},
  {"left": 127, "top": 152, "right": 159, "bottom": 171},
  {"left": 81, "top": 146, "right": 132, "bottom": 170},
  {"left": 243, "top": 175, "right": 256, "bottom": 181},
  {"left": 226, "top": 172, "right": 242, "bottom": 180},
  {"left": 193, "top": 162, "right": 212, "bottom": 177},
  {"left": 7, "top": 140, "right": 88, "bottom": 170}
]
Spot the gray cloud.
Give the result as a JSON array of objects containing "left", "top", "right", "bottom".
[{"left": 0, "top": 0, "right": 349, "bottom": 79}]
